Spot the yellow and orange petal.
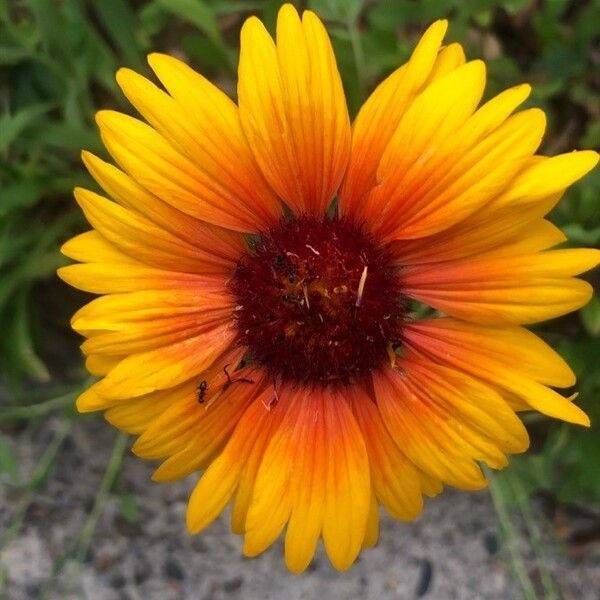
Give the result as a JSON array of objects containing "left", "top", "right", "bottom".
[
  {"left": 238, "top": 4, "right": 351, "bottom": 215},
  {"left": 58, "top": 2, "right": 599, "bottom": 575}
]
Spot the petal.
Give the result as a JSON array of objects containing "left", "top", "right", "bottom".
[
  {"left": 405, "top": 318, "right": 575, "bottom": 386},
  {"left": 283, "top": 389, "right": 327, "bottom": 573},
  {"left": 427, "top": 42, "right": 466, "bottom": 82},
  {"left": 150, "top": 367, "right": 265, "bottom": 482},
  {"left": 400, "top": 359, "right": 530, "bottom": 457},
  {"left": 71, "top": 289, "right": 232, "bottom": 333},
  {"left": 61, "top": 230, "right": 137, "bottom": 265},
  {"left": 392, "top": 212, "right": 565, "bottom": 265},
  {"left": 91, "top": 323, "right": 236, "bottom": 400},
  {"left": 348, "top": 385, "right": 424, "bottom": 521},
  {"left": 85, "top": 354, "right": 123, "bottom": 376},
  {"left": 362, "top": 494, "right": 380, "bottom": 549},
  {"left": 242, "top": 388, "right": 302, "bottom": 558},
  {"left": 58, "top": 233, "right": 226, "bottom": 295},
  {"left": 490, "top": 150, "right": 599, "bottom": 209},
  {"left": 117, "top": 63, "right": 281, "bottom": 230},
  {"left": 186, "top": 385, "right": 281, "bottom": 534},
  {"left": 374, "top": 364, "right": 487, "bottom": 490},
  {"left": 238, "top": 5, "right": 350, "bottom": 215},
  {"left": 404, "top": 318, "right": 590, "bottom": 426},
  {"left": 321, "top": 387, "right": 370, "bottom": 571},
  {"left": 230, "top": 386, "right": 287, "bottom": 534},
  {"left": 104, "top": 387, "right": 182, "bottom": 434},
  {"left": 403, "top": 249, "right": 599, "bottom": 324},
  {"left": 371, "top": 98, "right": 545, "bottom": 241},
  {"left": 74, "top": 187, "right": 235, "bottom": 274},
  {"left": 129, "top": 352, "right": 246, "bottom": 454},
  {"left": 82, "top": 151, "right": 244, "bottom": 259},
  {"left": 243, "top": 386, "right": 371, "bottom": 572},
  {"left": 57, "top": 263, "right": 223, "bottom": 295},
  {"left": 71, "top": 288, "right": 234, "bottom": 355},
  {"left": 96, "top": 110, "right": 261, "bottom": 233},
  {"left": 340, "top": 20, "right": 448, "bottom": 214}
]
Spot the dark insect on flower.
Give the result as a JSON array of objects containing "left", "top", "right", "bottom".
[{"left": 197, "top": 380, "right": 208, "bottom": 403}]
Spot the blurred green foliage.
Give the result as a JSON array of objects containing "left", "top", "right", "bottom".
[{"left": 1, "top": 0, "right": 599, "bottom": 521}]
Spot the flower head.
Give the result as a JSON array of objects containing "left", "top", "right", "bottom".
[{"left": 59, "top": 4, "right": 599, "bottom": 573}]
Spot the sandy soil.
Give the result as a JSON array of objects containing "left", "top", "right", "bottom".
[{"left": 1, "top": 416, "right": 599, "bottom": 600}]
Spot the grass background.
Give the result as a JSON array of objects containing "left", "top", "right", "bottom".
[{"left": 1, "top": 0, "right": 599, "bottom": 596}]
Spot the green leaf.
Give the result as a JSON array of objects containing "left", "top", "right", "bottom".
[
  {"left": 0, "top": 103, "right": 53, "bottom": 152},
  {"left": 119, "top": 491, "right": 140, "bottom": 524},
  {"left": 581, "top": 295, "right": 600, "bottom": 337},
  {"left": 152, "top": 0, "right": 235, "bottom": 71},
  {"left": 0, "top": 435, "right": 19, "bottom": 484},
  {"left": 92, "top": 0, "right": 145, "bottom": 70},
  {"left": 308, "top": 0, "right": 364, "bottom": 23},
  {"left": 0, "top": 180, "right": 45, "bottom": 216},
  {"left": 10, "top": 289, "right": 51, "bottom": 382}
]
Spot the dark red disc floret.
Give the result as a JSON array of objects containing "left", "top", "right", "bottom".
[{"left": 228, "top": 216, "right": 405, "bottom": 386}]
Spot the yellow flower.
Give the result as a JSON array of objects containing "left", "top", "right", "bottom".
[{"left": 59, "top": 3, "right": 599, "bottom": 573}]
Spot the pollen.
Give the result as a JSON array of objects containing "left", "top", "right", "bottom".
[{"left": 229, "top": 216, "right": 405, "bottom": 385}]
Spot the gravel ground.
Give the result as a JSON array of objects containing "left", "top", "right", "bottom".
[{"left": 1, "top": 416, "right": 599, "bottom": 600}]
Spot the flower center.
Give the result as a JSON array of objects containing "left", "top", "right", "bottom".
[{"left": 229, "top": 216, "right": 405, "bottom": 386}]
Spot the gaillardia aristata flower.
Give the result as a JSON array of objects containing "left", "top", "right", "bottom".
[{"left": 59, "top": 4, "right": 599, "bottom": 572}]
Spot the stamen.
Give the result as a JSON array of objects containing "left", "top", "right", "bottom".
[
  {"left": 303, "top": 283, "right": 310, "bottom": 309},
  {"left": 387, "top": 342, "right": 397, "bottom": 368},
  {"left": 355, "top": 265, "right": 368, "bottom": 308}
]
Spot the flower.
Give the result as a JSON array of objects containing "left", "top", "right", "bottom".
[{"left": 59, "top": 3, "right": 599, "bottom": 573}]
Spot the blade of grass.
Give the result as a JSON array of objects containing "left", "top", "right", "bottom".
[
  {"left": 509, "top": 474, "right": 561, "bottom": 600},
  {"left": 0, "top": 418, "right": 73, "bottom": 591},
  {"left": 0, "top": 388, "right": 79, "bottom": 423},
  {"left": 487, "top": 470, "right": 538, "bottom": 600},
  {"left": 39, "top": 432, "right": 129, "bottom": 598},
  {"left": 74, "top": 432, "right": 129, "bottom": 563}
]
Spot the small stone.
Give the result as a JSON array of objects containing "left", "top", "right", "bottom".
[
  {"left": 134, "top": 561, "right": 151, "bottom": 585},
  {"left": 222, "top": 576, "right": 243, "bottom": 592},
  {"left": 109, "top": 571, "right": 126, "bottom": 589},
  {"left": 415, "top": 558, "right": 433, "bottom": 597},
  {"left": 483, "top": 532, "right": 499, "bottom": 555},
  {"left": 164, "top": 558, "right": 185, "bottom": 581}
]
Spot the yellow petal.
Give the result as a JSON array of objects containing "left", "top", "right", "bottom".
[
  {"left": 321, "top": 388, "right": 370, "bottom": 571},
  {"left": 349, "top": 386, "right": 423, "bottom": 521},
  {"left": 104, "top": 387, "right": 181, "bottom": 434},
  {"left": 362, "top": 494, "right": 380, "bottom": 548},
  {"left": 82, "top": 151, "right": 244, "bottom": 259},
  {"left": 340, "top": 20, "right": 448, "bottom": 213},
  {"left": 117, "top": 64, "right": 280, "bottom": 230},
  {"left": 96, "top": 110, "right": 260, "bottom": 233},
  {"left": 57, "top": 263, "right": 222, "bottom": 295},
  {"left": 493, "top": 150, "right": 599, "bottom": 208},
  {"left": 404, "top": 249, "right": 599, "bottom": 324},
  {"left": 238, "top": 5, "right": 350, "bottom": 215},
  {"left": 284, "top": 389, "right": 327, "bottom": 573},
  {"left": 61, "top": 231, "right": 138, "bottom": 265},
  {"left": 93, "top": 324, "right": 235, "bottom": 400},
  {"left": 74, "top": 187, "right": 234, "bottom": 274},
  {"left": 374, "top": 365, "right": 487, "bottom": 490},
  {"left": 151, "top": 369, "right": 263, "bottom": 481},
  {"left": 404, "top": 319, "right": 590, "bottom": 426},
  {"left": 375, "top": 105, "right": 545, "bottom": 241},
  {"left": 186, "top": 389, "right": 277, "bottom": 534},
  {"left": 427, "top": 42, "right": 466, "bottom": 82}
]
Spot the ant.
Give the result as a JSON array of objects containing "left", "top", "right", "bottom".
[{"left": 196, "top": 380, "right": 208, "bottom": 404}]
